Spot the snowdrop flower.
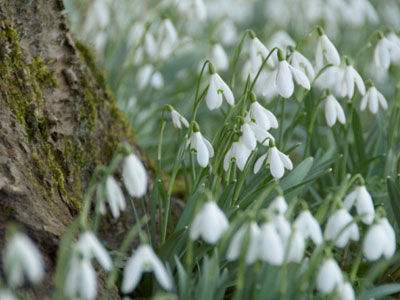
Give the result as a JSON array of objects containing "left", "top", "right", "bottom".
[
  {"left": 205, "top": 69, "right": 235, "bottom": 110},
  {"left": 374, "top": 34, "right": 400, "bottom": 70},
  {"left": 248, "top": 121, "right": 275, "bottom": 146},
  {"left": 254, "top": 144, "right": 293, "bottom": 179},
  {"left": 363, "top": 217, "right": 396, "bottom": 261},
  {"left": 285, "top": 228, "right": 306, "bottom": 263},
  {"left": 324, "top": 94, "right": 346, "bottom": 127},
  {"left": 227, "top": 222, "right": 261, "bottom": 264},
  {"left": 168, "top": 106, "right": 189, "bottom": 129},
  {"left": 272, "top": 50, "right": 310, "bottom": 98},
  {"left": 144, "top": 31, "right": 157, "bottom": 59},
  {"left": 343, "top": 185, "right": 375, "bottom": 224},
  {"left": 211, "top": 43, "right": 229, "bottom": 71},
  {"left": 268, "top": 30, "right": 296, "bottom": 65},
  {"left": 104, "top": 176, "right": 126, "bottom": 219},
  {"left": 137, "top": 65, "right": 164, "bottom": 90},
  {"left": 249, "top": 36, "right": 273, "bottom": 73},
  {"left": 158, "top": 19, "right": 178, "bottom": 59},
  {"left": 240, "top": 123, "right": 257, "bottom": 150},
  {"left": 339, "top": 61, "right": 366, "bottom": 99},
  {"left": 223, "top": 139, "right": 252, "bottom": 171},
  {"left": 258, "top": 222, "right": 284, "bottom": 265},
  {"left": 289, "top": 50, "right": 316, "bottom": 80},
  {"left": 315, "top": 29, "right": 341, "bottom": 70},
  {"left": 268, "top": 195, "right": 288, "bottom": 215},
  {"left": 189, "top": 130, "right": 214, "bottom": 168},
  {"left": 337, "top": 281, "right": 355, "bottom": 300},
  {"left": 122, "top": 245, "right": 172, "bottom": 293},
  {"left": 3, "top": 232, "right": 44, "bottom": 287},
  {"left": 360, "top": 85, "right": 388, "bottom": 114},
  {"left": 190, "top": 201, "right": 229, "bottom": 244},
  {"left": 324, "top": 208, "right": 359, "bottom": 248},
  {"left": 294, "top": 210, "right": 323, "bottom": 245},
  {"left": 122, "top": 153, "right": 148, "bottom": 198},
  {"left": 273, "top": 214, "right": 292, "bottom": 243},
  {"left": 387, "top": 32, "right": 400, "bottom": 62},
  {"left": 248, "top": 100, "right": 278, "bottom": 131},
  {"left": 176, "top": 0, "right": 207, "bottom": 21},
  {"left": 65, "top": 256, "right": 97, "bottom": 300},
  {"left": 216, "top": 19, "right": 237, "bottom": 46},
  {"left": 75, "top": 232, "right": 112, "bottom": 270},
  {"left": 316, "top": 258, "right": 343, "bottom": 294}
]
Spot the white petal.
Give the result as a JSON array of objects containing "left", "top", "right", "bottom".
[
  {"left": 80, "top": 260, "right": 97, "bottom": 300},
  {"left": 206, "top": 75, "right": 223, "bottom": 110},
  {"left": 202, "top": 136, "right": 214, "bottom": 158},
  {"left": 356, "top": 186, "right": 375, "bottom": 225},
  {"left": 338, "top": 282, "right": 355, "bottom": 300},
  {"left": 377, "top": 90, "right": 388, "bottom": 110},
  {"left": 290, "top": 66, "right": 310, "bottom": 90},
  {"left": 277, "top": 150, "right": 293, "bottom": 170},
  {"left": 325, "top": 96, "right": 338, "bottom": 127},
  {"left": 254, "top": 153, "right": 267, "bottom": 174},
  {"left": 150, "top": 255, "right": 173, "bottom": 290},
  {"left": 193, "top": 132, "right": 209, "bottom": 168},
  {"left": 276, "top": 61, "right": 294, "bottom": 98},
  {"left": 380, "top": 218, "right": 396, "bottom": 258},
  {"left": 351, "top": 67, "right": 365, "bottom": 95},
  {"left": 316, "top": 258, "right": 343, "bottom": 294},
  {"left": 363, "top": 224, "right": 386, "bottom": 261},
  {"left": 321, "top": 35, "right": 341, "bottom": 66},
  {"left": 241, "top": 123, "right": 257, "bottom": 150},
  {"left": 122, "top": 154, "right": 148, "bottom": 198},
  {"left": 259, "top": 223, "right": 284, "bottom": 265},
  {"left": 122, "top": 251, "right": 144, "bottom": 293},
  {"left": 269, "top": 147, "right": 285, "bottom": 179}
]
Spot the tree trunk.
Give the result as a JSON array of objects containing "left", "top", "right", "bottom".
[{"left": 0, "top": 0, "right": 145, "bottom": 297}]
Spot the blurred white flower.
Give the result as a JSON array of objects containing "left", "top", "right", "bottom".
[
  {"left": 254, "top": 146, "right": 293, "bottom": 179},
  {"left": 189, "top": 131, "right": 214, "bottom": 167},
  {"left": 387, "top": 32, "right": 400, "bottom": 63},
  {"left": 249, "top": 37, "right": 273, "bottom": 73},
  {"left": 315, "top": 32, "right": 341, "bottom": 70},
  {"left": 248, "top": 101, "right": 278, "bottom": 131},
  {"left": 316, "top": 258, "right": 343, "bottom": 294},
  {"left": 343, "top": 185, "right": 375, "bottom": 225},
  {"left": 273, "top": 214, "right": 292, "bottom": 243},
  {"left": 170, "top": 108, "right": 189, "bottom": 129},
  {"left": 211, "top": 43, "right": 229, "bottom": 71},
  {"left": 158, "top": 19, "right": 178, "bottom": 59},
  {"left": 294, "top": 210, "right": 323, "bottom": 245},
  {"left": 3, "top": 232, "right": 44, "bottom": 287},
  {"left": 374, "top": 36, "right": 397, "bottom": 70},
  {"left": 240, "top": 123, "right": 257, "bottom": 150},
  {"left": 122, "top": 153, "right": 148, "bottom": 198},
  {"left": 223, "top": 140, "right": 252, "bottom": 171},
  {"left": 360, "top": 86, "right": 388, "bottom": 114},
  {"left": 286, "top": 228, "right": 306, "bottom": 263},
  {"left": 227, "top": 222, "right": 261, "bottom": 264},
  {"left": 104, "top": 176, "right": 126, "bottom": 219},
  {"left": 127, "top": 22, "right": 145, "bottom": 47},
  {"left": 65, "top": 232, "right": 111, "bottom": 300},
  {"left": 324, "top": 94, "right": 346, "bottom": 127},
  {"left": 216, "top": 19, "right": 237, "bottom": 46},
  {"left": 122, "top": 244, "right": 172, "bottom": 293},
  {"left": 324, "top": 208, "right": 359, "bottom": 248},
  {"left": 137, "top": 65, "right": 164, "bottom": 90},
  {"left": 176, "top": 0, "right": 207, "bottom": 21},
  {"left": 205, "top": 72, "right": 235, "bottom": 110},
  {"left": 268, "top": 195, "right": 288, "bottom": 215},
  {"left": 259, "top": 222, "right": 284, "bottom": 265},
  {"left": 363, "top": 218, "right": 396, "bottom": 261},
  {"left": 339, "top": 63, "right": 365, "bottom": 99},
  {"left": 337, "top": 281, "right": 355, "bottom": 300},
  {"left": 144, "top": 31, "right": 158, "bottom": 58},
  {"left": 268, "top": 30, "right": 296, "bottom": 64},
  {"left": 289, "top": 50, "right": 315, "bottom": 80},
  {"left": 190, "top": 201, "right": 229, "bottom": 244}
]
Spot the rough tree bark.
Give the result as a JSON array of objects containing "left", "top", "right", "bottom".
[{"left": 0, "top": 0, "right": 147, "bottom": 298}]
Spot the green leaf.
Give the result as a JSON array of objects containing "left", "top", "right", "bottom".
[
  {"left": 364, "top": 283, "right": 400, "bottom": 299},
  {"left": 387, "top": 177, "right": 400, "bottom": 230}
]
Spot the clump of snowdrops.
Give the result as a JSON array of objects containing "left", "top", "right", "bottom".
[{"left": 2, "top": 0, "right": 400, "bottom": 299}]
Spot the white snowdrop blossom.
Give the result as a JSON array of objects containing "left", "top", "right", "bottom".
[
  {"left": 254, "top": 146, "right": 293, "bottom": 179},
  {"left": 137, "top": 65, "right": 164, "bottom": 90},
  {"left": 273, "top": 214, "right": 292, "bottom": 243},
  {"left": 223, "top": 139, "right": 252, "bottom": 171},
  {"left": 248, "top": 121, "right": 275, "bottom": 146},
  {"left": 249, "top": 37, "right": 273, "bottom": 73},
  {"left": 363, "top": 218, "right": 396, "bottom": 261},
  {"left": 240, "top": 123, "right": 257, "bottom": 150},
  {"left": 285, "top": 228, "right": 306, "bottom": 263},
  {"left": 122, "top": 153, "right": 148, "bottom": 198},
  {"left": 294, "top": 210, "right": 323, "bottom": 245},
  {"left": 289, "top": 50, "right": 316, "bottom": 80},
  {"left": 337, "top": 281, "right": 355, "bottom": 300},
  {"left": 122, "top": 244, "right": 172, "bottom": 293},
  {"left": 258, "top": 222, "right": 284, "bottom": 265},
  {"left": 268, "top": 195, "right": 288, "bottom": 215},
  {"left": 3, "top": 233, "right": 44, "bottom": 287},
  {"left": 316, "top": 258, "right": 343, "bottom": 295},
  {"left": 176, "top": 0, "right": 207, "bottom": 21},
  {"left": 0, "top": 289, "right": 18, "bottom": 300},
  {"left": 374, "top": 35, "right": 400, "bottom": 70},
  {"left": 273, "top": 57, "right": 310, "bottom": 98},
  {"left": 211, "top": 43, "right": 229, "bottom": 71},
  {"left": 339, "top": 63, "right": 365, "bottom": 99},
  {"left": 104, "top": 176, "right": 126, "bottom": 219},
  {"left": 158, "top": 19, "right": 178, "bottom": 59},
  {"left": 190, "top": 201, "right": 229, "bottom": 244},
  {"left": 170, "top": 108, "right": 189, "bottom": 129},
  {"left": 324, "top": 94, "right": 346, "bottom": 127},
  {"left": 189, "top": 131, "right": 214, "bottom": 167},
  {"left": 360, "top": 86, "right": 388, "bottom": 114},
  {"left": 65, "top": 232, "right": 111, "bottom": 300},
  {"left": 227, "top": 222, "right": 261, "bottom": 264},
  {"left": 248, "top": 101, "right": 278, "bottom": 131},
  {"left": 144, "top": 31, "right": 157, "bottom": 59},
  {"left": 343, "top": 185, "right": 375, "bottom": 225},
  {"left": 216, "top": 19, "right": 237, "bottom": 46},
  {"left": 324, "top": 208, "right": 359, "bottom": 248},
  {"left": 315, "top": 32, "right": 341, "bottom": 70},
  {"left": 205, "top": 72, "right": 235, "bottom": 110}
]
